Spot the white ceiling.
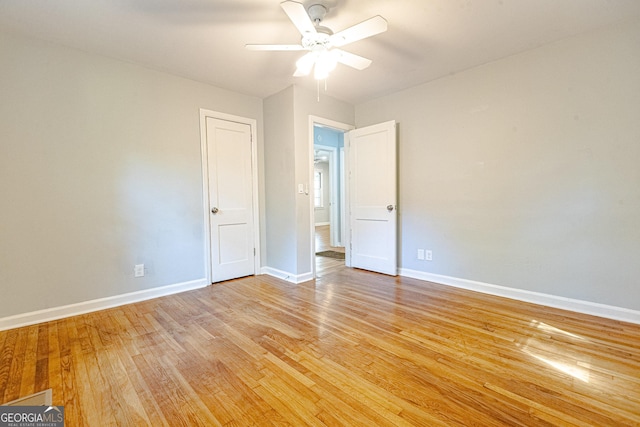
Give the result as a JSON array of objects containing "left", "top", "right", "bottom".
[{"left": 2, "top": 0, "right": 639, "bottom": 104}]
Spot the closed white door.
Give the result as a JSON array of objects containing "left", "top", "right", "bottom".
[
  {"left": 348, "top": 120, "right": 397, "bottom": 275},
  {"left": 206, "top": 117, "right": 255, "bottom": 282}
]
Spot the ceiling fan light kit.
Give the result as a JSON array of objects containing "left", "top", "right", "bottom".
[{"left": 246, "top": 0, "right": 387, "bottom": 81}]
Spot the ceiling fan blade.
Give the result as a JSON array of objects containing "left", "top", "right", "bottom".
[
  {"left": 245, "top": 44, "right": 305, "bottom": 51},
  {"left": 294, "top": 52, "right": 316, "bottom": 76},
  {"left": 332, "top": 49, "right": 372, "bottom": 70},
  {"left": 330, "top": 15, "right": 387, "bottom": 47},
  {"left": 280, "top": 1, "right": 316, "bottom": 35}
]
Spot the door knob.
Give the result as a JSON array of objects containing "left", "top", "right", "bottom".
[
  {"left": 387, "top": 205, "right": 394, "bottom": 212},
  {"left": 211, "top": 207, "right": 219, "bottom": 214}
]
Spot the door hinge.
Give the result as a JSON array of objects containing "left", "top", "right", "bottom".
[{"left": 253, "top": 248, "right": 256, "bottom": 256}]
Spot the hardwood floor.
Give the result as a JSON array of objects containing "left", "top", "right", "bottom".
[
  {"left": 1, "top": 270, "right": 639, "bottom": 426},
  {"left": 315, "top": 225, "right": 345, "bottom": 254},
  {"left": 315, "top": 225, "right": 345, "bottom": 277}
]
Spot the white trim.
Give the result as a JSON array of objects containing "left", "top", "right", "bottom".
[
  {"left": 399, "top": 268, "right": 640, "bottom": 325},
  {"left": 0, "top": 279, "right": 209, "bottom": 331},
  {"left": 8, "top": 269, "right": 634, "bottom": 330},
  {"left": 339, "top": 146, "right": 345, "bottom": 247},
  {"left": 308, "top": 116, "right": 354, "bottom": 277},
  {"left": 200, "top": 109, "right": 261, "bottom": 284},
  {"left": 314, "top": 221, "right": 330, "bottom": 226},
  {"left": 261, "top": 267, "right": 314, "bottom": 284}
]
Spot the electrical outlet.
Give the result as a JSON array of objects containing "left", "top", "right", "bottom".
[
  {"left": 417, "top": 249, "right": 425, "bottom": 260},
  {"left": 425, "top": 250, "right": 433, "bottom": 261},
  {"left": 134, "top": 264, "right": 145, "bottom": 277}
]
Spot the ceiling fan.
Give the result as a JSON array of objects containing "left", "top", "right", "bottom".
[{"left": 246, "top": 1, "right": 387, "bottom": 80}]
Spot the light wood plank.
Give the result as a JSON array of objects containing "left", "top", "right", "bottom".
[{"left": 1, "top": 266, "right": 639, "bottom": 426}]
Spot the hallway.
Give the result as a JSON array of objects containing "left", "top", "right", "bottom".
[{"left": 315, "top": 225, "right": 345, "bottom": 277}]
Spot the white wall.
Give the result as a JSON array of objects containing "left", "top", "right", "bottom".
[
  {"left": 264, "top": 87, "right": 297, "bottom": 274},
  {"left": 0, "top": 33, "right": 263, "bottom": 320},
  {"left": 355, "top": 19, "right": 640, "bottom": 311}
]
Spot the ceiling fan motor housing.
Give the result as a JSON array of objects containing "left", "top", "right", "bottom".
[
  {"left": 302, "top": 29, "right": 332, "bottom": 49},
  {"left": 307, "top": 4, "right": 328, "bottom": 24},
  {"left": 302, "top": 4, "right": 333, "bottom": 49}
]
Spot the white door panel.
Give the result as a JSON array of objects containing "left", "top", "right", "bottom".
[
  {"left": 348, "top": 120, "right": 397, "bottom": 276},
  {"left": 206, "top": 117, "right": 255, "bottom": 282}
]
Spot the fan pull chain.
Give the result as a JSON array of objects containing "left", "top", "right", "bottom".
[{"left": 315, "top": 78, "right": 330, "bottom": 102}]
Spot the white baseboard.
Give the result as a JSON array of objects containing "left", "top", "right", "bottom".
[
  {"left": 261, "top": 267, "right": 314, "bottom": 284},
  {"left": 0, "top": 278, "right": 209, "bottom": 331},
  {"left": 9, "top": 269, "right": 634, "bottom": 331},
  {"left": 314, "top": 222, "right": 330, "bottom": 226},
  {"left": 399, "top": 268, "right": 640, "bottom": 325}
]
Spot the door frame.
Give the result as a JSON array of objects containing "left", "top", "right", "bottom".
[
  {"left": 339, "top": 146, "right": 346, "bottom": 247},
  {"left": 200, "top": 109, "right": 261, "bottom": 284},
  {"left": 308, "top": 116, "right": 354, "bottom": 277}
]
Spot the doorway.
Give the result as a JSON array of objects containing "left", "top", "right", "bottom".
[
  {"left": 313, "top": 141, "right": 345, "bottom": 276},
  {"left": 309, "top": 116, "right": 353, "bottom": 277}
]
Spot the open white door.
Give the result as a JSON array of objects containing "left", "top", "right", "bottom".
[
  {"left": 205, "top": 117, "right": 255, "bottom": 282},
  {"left": 347, "top": 120, "right": 397, "bottom": 275}
]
